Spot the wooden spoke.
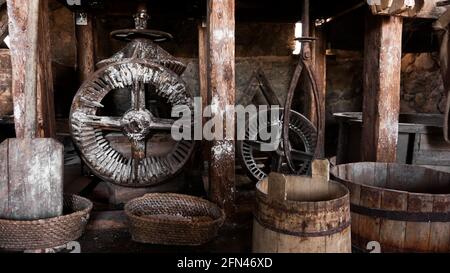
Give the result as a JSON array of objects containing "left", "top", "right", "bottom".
[
  {"left": 291, "top": 149, "right": 314, "bottom": 162},
  {"left": 83, "top": 115, "right": 122, "bottom": 131},
  {"left": 131, "top": 79, "right": 146, "bottom": 111},
  {"left": 131, "top": 138, "right": 146, "bottom": 160},
  {"left": 150, "top": 118, "right": 175, "bottom": 131},
  {"left": 130, "top": 138, "right": 146, "bottom": 183}
]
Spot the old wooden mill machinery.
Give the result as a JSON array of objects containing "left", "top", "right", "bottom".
[
  {"left": 70, "top": 3, "right": 195, "bottom": 187},
  {"left": 67, "top": 0, "right": 321, "bottom": 190}
]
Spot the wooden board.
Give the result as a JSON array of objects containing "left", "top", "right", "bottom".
[{"left": 0, "top": 138, "right": 63, "bottom": 220}]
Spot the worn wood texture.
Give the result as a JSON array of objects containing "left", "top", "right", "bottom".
[
  {"left": 198, "top": 22, "right": 211, "bottom": 191},
  {"left": 0, "top": 3, "right": 8, "bottom": 43},
  {"left": 206, "top": 0, "right": 236, "bottom": 215},
  {"left": 6, "top": 0, "right": 55, "bottom": 138},
  {"left": 368, "top": 0, "right": 447, "bottom": 19},
  {"left": 267, "top": 173, "right": 287, "bottom": 201},
  {"left": 0, "top": 138, "right": 63, "bottom": 220},
  {"left": 0, "top": 49, "right": 12, "bottom": 116},
  {"left": 311, "top": 158, "right": 330, "bottom": 182},
  {"left": 361, "top": 14, "right": 402, "bottom": 163},
  {"left": 332, "top": 162, "right": 450, "bottom": 252},
  {"left": 253, "top": 166, "right": 351, "bottom": 253},
  {"left": 76, "top": 13, "right": 95, "bottom": 83},
  {"left": 306, "top": 26, "right": 326, "bottom": 156},
  {"left": 0, "top": 0, "right": 63, "bottom": 221}
]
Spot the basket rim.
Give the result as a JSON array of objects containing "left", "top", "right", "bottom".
[
  {"left": 0, "top": 194, "right": 93, "bottom": 225},
  {"left": 124, "top": 193, "right": 226, "bottom": 227}
]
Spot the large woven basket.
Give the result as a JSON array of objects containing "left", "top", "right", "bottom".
[
  {"left": 125, "top": 193, "right": 226, "bottom": 246},
  {"left": 0, "top": 194, "right": 93, "bottom": 251}
]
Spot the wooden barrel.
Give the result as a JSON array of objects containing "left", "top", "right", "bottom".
[
  {"left": 253, "top": 160, "right": 351, "bottom": 253},
  {"left": 0, "top": 49, "right": 12, "bottom": 117},
  {"left": 331, "top": 162, "right": 450, "bottom": 253}
]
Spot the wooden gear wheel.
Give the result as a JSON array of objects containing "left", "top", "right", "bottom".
[{"left": 70, "top": 60, "right": 195, "bottom": 187}]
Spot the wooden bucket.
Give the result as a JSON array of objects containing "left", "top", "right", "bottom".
[
  {"left": 253, "top": 160, "right": 352, "bottom": 253},
  {"left": 331, "top": 162, "right": 450, "bottom": 252}
]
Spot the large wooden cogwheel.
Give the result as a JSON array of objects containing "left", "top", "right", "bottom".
[{"left": 70, "top": 59, "right": 195, "bottom": 187}]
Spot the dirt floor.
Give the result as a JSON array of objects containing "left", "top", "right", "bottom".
[
  {"left": 79, "top": 220, "right": 253, "bottom": 253},
  {"left": 66, "top": 161, "right": 256, "bottom": 253}
]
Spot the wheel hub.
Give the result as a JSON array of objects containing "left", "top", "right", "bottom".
[{"left": 121, "top": 110, "right": 153, "bottom": 139}]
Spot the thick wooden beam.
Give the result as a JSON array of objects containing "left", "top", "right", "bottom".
[
  {"left": 198, "top": 21, "right": 211, "bottom": 190},
  {"left": 367, "top": 0, "right": 447, "bottom": 19},
  {"left": 206, "top": 0, "right": 236, "bottom": 215},
  {"left": 75, "top": 13, "right": 95, "bottom": 83},
  {"left": 361, "top": 13, "right": 403, "bottom": 163},
  {"left": 306, "top": 26, "right": 327, "bottom": 156},
  {"left": 7, "top": 0, "right": 55, "bottom": 138}
]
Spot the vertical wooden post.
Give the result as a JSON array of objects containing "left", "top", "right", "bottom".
[
  {"left": 198, "top": 21, "right": 209, "bottom": 152},
  {"left": 206, "top": 0, "right": 236, "bottom": 214},
  {"left": 361, "top": 14, "right": 403, "bottom": 162},
  {"left": 198, "top": 21, "right": 208, "bottom": 111},
  {"left": 7, "top": 0, "right": 55, "bottom": 138},
  {"left": 75, "top": 13, "right": 96, "bottom": 83},
  {"left": 307, "top": 26, "right": 327, "bottom": 156}
]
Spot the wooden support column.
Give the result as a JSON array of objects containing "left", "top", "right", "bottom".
[
  {"left": 206, "top": 0, "right": 235, "bottom": 214},
  {"left": 7, "top": 0, "right": 55, "bottom": 138},
  {"left": 361, "top": 14, "right": 403, "bottom": 163},
  {"left": 75, "top": 13, "right": 96, "bottom": 83},
  {"left": 198, "top": 22, "right": 209, "bottom": 151},
  {"left": 307, "top": 26, "right": 327, "bottom": 156}
]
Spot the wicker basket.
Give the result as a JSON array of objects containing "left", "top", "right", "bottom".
[
  {"left": 0, "top": 194, "right": 93, "bottom": 251},
  {"left": 125, "top": 193, "right": 226, "bottom": 246}
]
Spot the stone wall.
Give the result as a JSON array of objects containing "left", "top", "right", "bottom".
[
  {"left": 323, "top": 50, "right": 446, "bottom": 125},
  {"left": 180, "top": 56, "right": 295, "bottom": 104},
  {"left": 401, "top": 53, "right": 446, "bottom": 114}
]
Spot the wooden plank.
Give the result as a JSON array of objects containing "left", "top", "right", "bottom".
[
  {"left": 379, "top": 189, "right": 407, "bottom": 252},
  {"left": 252, "top": 219, "right": 279, "bottom": 253},
  {"left": 267, "top": 173, "right": 287, "bottom": 201},
  {"left": 207, "top": 0, "right": 236, "bottom": 215},
  {"left": 404, "top": 193, "right": 433, "bottom": 252},
  {"left": 361, "top": 13, "right": 402, "bottom": 163},
  {"left": 358, "top": 186, "right": 382, "bottom": 250},
  {"left": 311, "top": 158, "right": 329, "bottom": 182},
  {"left": 75, "top": 13, "right": 95, "bottom": 83},
  {"left": 0, "top": 138, "right": 63, "bottom": 220},
  {"left": 429, "top": 196, "right": 450, "bottom": 252},
  {"left": 7, "top": 0, "right": 55, "bottom": 138}
]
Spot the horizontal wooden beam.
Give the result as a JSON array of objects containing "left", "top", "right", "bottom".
[{"left": 367, "top": 0, "right": 448, "bottom": 19}]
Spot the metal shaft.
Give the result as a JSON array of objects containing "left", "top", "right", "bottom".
[{"left": 302, "top": 0, "right": 310, "bottom": 38}]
